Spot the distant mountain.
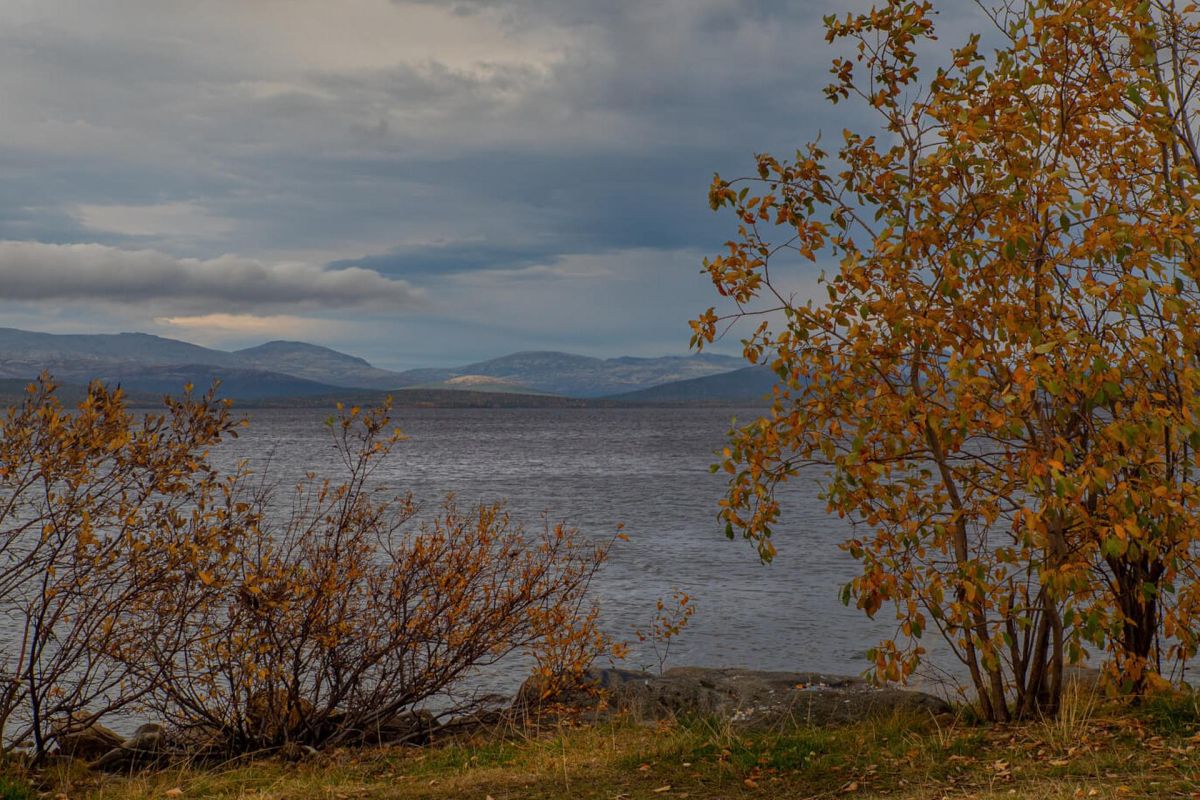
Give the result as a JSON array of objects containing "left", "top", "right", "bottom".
[
  {"left": 0, "top": 328, "right": 236, "bottom": 370},
  {"left": 0, "top": 328, "right": 408, "bottom": 393},
  {"left": 604, "top": 366, "right": 778, "bottom": 405},
  {"left": 393, "top": 350, "right": 746, "bottom": 397},
  {"left": 0, "top": 327, "right": 748, "bottom": 401},
  {"left": 86, "top": 365, "right": 345, "bottom": 400},
  {"left": 234, "top": 341, "right": 409, "bottom": 390}
]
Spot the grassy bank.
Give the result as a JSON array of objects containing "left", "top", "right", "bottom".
[{"left": 13, "top": 687, "right": 1200, "bottom": 799}]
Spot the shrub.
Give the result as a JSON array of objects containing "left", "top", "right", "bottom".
[
  {"left": 126, "top": 401, "right": 614, "bottom": 753},
  {"left": 0, "top": 377, "right": 246, "bottom": 758},
  {"left": 0, "top": 382, "right": 613, "bottom": 759}
]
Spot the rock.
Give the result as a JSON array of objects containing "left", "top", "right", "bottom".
[
  {"left": 51, "top": 712, "right": 123, "bottom": 760},
  {"left": 352, "top": 709, "right": 442, "bottom": 746},
  {"left": 521, "top": 666, "right": 951, "bottom": 730},
  {"left": 124, "top": 722, "right": 165, "bottom": 751},
  {"left": 442, "top": 694, "right": 512, "bottom": 735},
  {"left": 170, "top": 725, "right": 223, "bottom": 755},
  {"left": 515, "top": 667, "right": 642, "bottom": 712},
  {"left": 385, "top": 709, "right": 441, "bottom": 744},
  {"left": 277, "top": 741, "right": 319, "bottom": 762},
  {"left": 1062, "top": 665, "right": 1103, "bottom": 690},
  {"left": 88, "top": 722, "right": 168, "bottom": 772}
]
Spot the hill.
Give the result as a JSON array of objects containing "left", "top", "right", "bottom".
[
  {"left": 87, "top": 364, "right": 346, "bottom": 401},
  {"left": 602, "top": 365, "right": 778, "bottom": 405},
  {"left": 0, "top": 328, "right": 406, "bottom": 391},
  {"left": 233, "top": 341, "right": 408, "bottom": 389}
]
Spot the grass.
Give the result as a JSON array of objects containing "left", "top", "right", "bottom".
[
  {"left": 0, "top": 775, "right": 35, "bottom": 800},
  {"left": 12, "top": 690, "right": 1200, "bottom": 799}
]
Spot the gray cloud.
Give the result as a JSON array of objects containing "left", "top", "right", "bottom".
[
  {"left": 0, "top": 241, "right": 420, "bottom": 314},
  {"left": 0, "top": 0, "right": 991, "bottom": 361}
]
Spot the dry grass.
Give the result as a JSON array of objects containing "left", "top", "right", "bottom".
[{"left": 9, "top": 689, "right": 1200, "bottom": 800}]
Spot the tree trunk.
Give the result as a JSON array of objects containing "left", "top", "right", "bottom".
[{"left": 1109, "top": 555, "right": 1163, "bottom": 695}]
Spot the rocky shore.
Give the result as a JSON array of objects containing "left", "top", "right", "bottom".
[
  {"left": 538, "top": 666, "right": 951, "bottom": 730},
  {"left": 51, "top": 667, "right": 950, "bottom": 771}
]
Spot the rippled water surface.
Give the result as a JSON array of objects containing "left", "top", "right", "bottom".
[{"left": 214, "top": 406, "right": 900, "bottom": 691}]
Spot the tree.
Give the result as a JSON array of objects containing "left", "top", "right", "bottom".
[
  {"left": 694, "top": 0, "right": 1200, "bottom": 719},
  {"left": 0, "top": 377, "right": 246, "bottom": 757}
]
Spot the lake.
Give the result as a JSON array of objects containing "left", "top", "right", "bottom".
[{"left": 214, "top": 406, "right": 907, "bottom": 695}]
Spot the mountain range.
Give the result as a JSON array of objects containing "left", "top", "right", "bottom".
[{"left": 0, "top": 327, "right": 772, "bottom": 404}]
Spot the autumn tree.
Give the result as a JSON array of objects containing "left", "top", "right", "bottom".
[
  {"left": 0, "top": 377, "right": 248, "bottom": 757},
  {"left": 694, "top": 0, "right": 1200, "bottom": 719}
]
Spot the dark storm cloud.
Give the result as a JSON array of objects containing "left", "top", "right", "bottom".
[
  {"left": 329, "top": 241, "right": 547, "bottom": 277},
  {"left": 0, "top": 0, "right": 989, "bottom": 360},
  {"left": 324, "top": 148, "right": 728, "bottom": 277}
]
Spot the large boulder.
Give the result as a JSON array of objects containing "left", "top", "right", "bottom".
[
  {"left": 88, "top": 723, "right": 167, "bottom": 772},
  {"left": 51, "top": 712, "right": 124, "bottom": 760},
  {"left": 521, "top": 666, "right": 951, "bottom": 730}
]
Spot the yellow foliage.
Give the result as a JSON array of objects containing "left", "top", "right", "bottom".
[{"left": 696, "top": 0, "right": 1200, "bottom": 720}]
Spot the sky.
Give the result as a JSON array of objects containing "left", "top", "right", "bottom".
[{"left": 0, "top": 0, "right": 983, "bottom": 369}]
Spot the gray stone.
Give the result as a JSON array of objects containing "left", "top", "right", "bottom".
[
  {"left": 277, "top": 741, "right": 320, "bottom": 762},
  {"left": 522, "top": 666, "right": 951, "bottom": 730},
  {"left": 88, "top": 722, "right": 168, "bottom": 771},
  {"left": 441, "top": 694, "right": 512, "bottom": 735},
  {"left": 123, "top": 723, "right": 165, "bottom": 751}
]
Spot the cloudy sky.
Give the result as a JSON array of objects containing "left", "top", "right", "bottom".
[{"left": 0, "top": 0, "right": 979, "bottom": 369}]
